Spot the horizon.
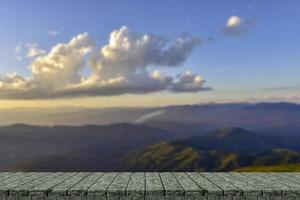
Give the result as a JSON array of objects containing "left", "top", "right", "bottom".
[
  {"left": 0, "top": 1, "right": 300, "bottom": 110},
  {"left": 0, "top": 100, "right": 299, "bottom": 110},
  {"left": 1, "top": 101, "right": 300, "bottom": 127}
]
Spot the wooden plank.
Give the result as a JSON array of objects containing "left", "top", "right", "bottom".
[
  {"left": 216, "top": 173, "right": 261, "bottom": 197},
  {"left": 0, "top": 173, "right": 46, "bottom": 195},
  {"left": 173, "top": 172, "right": 203, "bottom": 198},
  {"left": 228, "top": 172, "right": 280, "bottom": 199},
  {"left": 229, "top": 172, "right": 282, "bottom": 197},
  {"left": 0, "top": 173, "right": 27, "bottom": 199},
  {"left": 49, "top": 172, "right": 91, "bottom": 196},
  {"left": 68, "top": 172, "right": 104, "bottom": 196},
  {"left": 254, "top": 173, "right": 300, "bottom": 199},
  {"left": 286, "top": 172, "right": 300, "bottom": 180},
  {"left": 9, "top": 173, "right": 62, "bottom": 196},
  {"left": 1, "top": 172, "right": 300, "bottom": 200},
  {"left": 0, "top": 173, "right": 19, "bottom": 182},
  {"left": 240, "top": 173, "right": 283, "bottom": 197},
  {"left": 271, "top": 171, "right": 300, "bottom": 198},
  {"left": 0, "top": 173, "right": 24, "bottom": 199},
  {"left": 0, "top": 172, "right": 44, "bottom": 191},
  {"left": 145, "top": 172, "right": 164, "bottom": 198},
  {"left": 260, "top": 172, "right": 300, "bottom": 188},
  {"left": 271, "top": 173, "right": 300, "bottom": 200},
  {"left": 159, "top": 172, "right": 184, "bottom": 196},
  {"left": 0, "top": 172, "right": 25, "bottom": 192},
  {"left": 277, "top": 171, "right": 300, "bottom": 198},
  {"left": 270, "top": 172, "right": 300, "bottom": 185},
  {"left": 126, "top": 172, "right": 145, "bottom": 200},
  {"left": 186, "top": 172, "right": 222, "bottom": 197},
  {"left": 107, "top": 173, "right": 132, "bottom": 200},
  {"left": 30, "top": 172, "right": 77, "bottom": 196},
  {"left": 87, "top": 172, "right": 118, "bottom": 197},
  {"left": 201, "top": 173, "right": 242, "bottom": 196},
  {"left": 0, "top": 173, "right": 10, "bottom": 178},
  {"left": 0, "top": 173, "right": 28, "bottom": 187}
]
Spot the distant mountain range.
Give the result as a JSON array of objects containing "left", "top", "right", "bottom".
[
  {"left": 2, "top": 102, "right": 300, "bottom": 171},
  {"left": 2, "top": 102, "right": 300, "bottom": 136},
  {"left": 2, "top": 124, "right": 300, "bottom": 171},
  {"left": 0, "top": 123, "right": 179, "bottom": 171}
]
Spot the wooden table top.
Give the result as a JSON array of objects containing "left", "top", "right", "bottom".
[{"left": 0, "top": 172, "right": 299, "bottom": 199}]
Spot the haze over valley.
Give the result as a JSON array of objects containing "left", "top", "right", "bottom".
[{"left": 1, "top": 102, "right": 300, "bottom": 171}]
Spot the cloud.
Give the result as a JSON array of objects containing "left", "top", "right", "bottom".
[
  {"left": 223, "top": 16, "right": 255, "bottom": 35},
  {"left": 0, "top": 73, "right": 35, "bottom": 99},
  {"left": 134, "top": 110, "right": 165, "bottom": 123},
  {"left": 14, "top": 43, "right": 46, "bottom": 61},
  {"left": 14, "top": 44, "right": 22, "bottom": 61},
  {"left": 48, "top": 30, "right": 60, "bottom": 37},
  {"left": 170, "top": 71, "right": 211, "bottom": 92},
  {"left": 25, "top": 43, "right": 46, "bottom": 58},
  {"left": 0, "top": 27, "right": 209, "bottom": 99},
  {"left": 31, "top": 32, "right": 95, "bottom": 90},
  {"left": 90, "top": 26, "right": 201, "bottom": 79},
  {"left": 227, "top": 16, "right": 243, "bottom": 28}
]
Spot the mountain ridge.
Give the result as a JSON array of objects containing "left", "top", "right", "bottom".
[
  {"left": 124, "top": 127, "right": 300, "bottom": 171},
  {"left": 2, "top": 102, "right": 300, "bottom": 132}
]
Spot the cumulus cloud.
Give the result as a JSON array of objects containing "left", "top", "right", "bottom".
[
  {"left": 171, "top": 71, "right": 211, "bottom": 92},
  {"left": 90, "top": 26, "right": 201, "bottom": 79},
  {"left": 223, "top": 16, "right": 255, "bottom": 35},
  {"left": 0, "top": 27, "right": 209, "bottom": 99},
  {"left": 0, "top": 73, "right": 36, "bottom": 99},
  {"left": 30, "top": 32, "right": 94, "bottom": 90}
]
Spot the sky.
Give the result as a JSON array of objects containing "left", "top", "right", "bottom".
[{"left": 0, "top": 0, "right": 300, "bottom": 108}]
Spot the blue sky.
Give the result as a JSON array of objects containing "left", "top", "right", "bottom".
[{"left": 0, "top": 0, "right": 300, "bottom": 107}]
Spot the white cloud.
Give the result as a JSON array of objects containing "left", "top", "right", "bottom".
[
  {"left": 0, "top": 27, "right": 209, "bottom": 99},
  {"left": 227, "top": 16, "right": 243, "bottom": 28},
  {"left": 170, "top": 71, "right": 210, "bottom": 92},
  {"left": 14, "top": 43, "right": 46, "bottom": 61},
  {"left": 25, "top": 43, "right": 46, "bottom": 58},
  {"left": 223, "top": 16, "right": 255, "bottom": 35},
  {"left": 14, "top": 44, "right": 22, "bottom": 61},
  {"left": 90, "top": 26, "right": 201, "bottom": 80},
  {"left": 0, "top": 73, "right": 35, "bottom": 99},
  {"left": 48, "top": 30, "right": 60, "bottom": 37},
  {"left": 30, "top": 32, "right": 95, "bottom": 90}
]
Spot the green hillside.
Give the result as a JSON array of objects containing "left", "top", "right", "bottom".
[{"left": 124, "top": 128, "right": 300, "bottom": 171}]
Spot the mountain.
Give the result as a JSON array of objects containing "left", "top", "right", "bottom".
[
  {"left": 124, "top": 128, "right": 300, "bottom": 171},
  {"left": 4, "top": 125, "right": 300, "bottom": 171},
  {"left": 3, "top": 102, "right": 300, "bottom": 137},
  {"left": 144, "top": 102, "right": 300, "bottom": 135},
  {"left": 172, "top": 128, "right": 268, "bottom": 154},
  {"left": 0, "top": 123, "right": 180, "bottom": 171},
  {"left": 0, "top": 107, "right": 155, "bottom": 126}
]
